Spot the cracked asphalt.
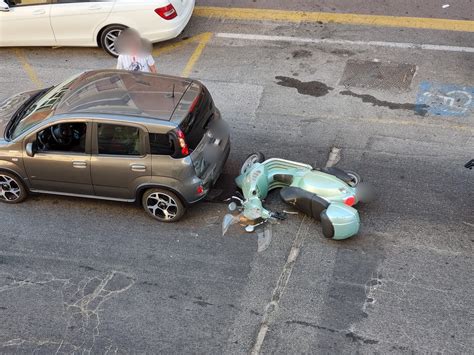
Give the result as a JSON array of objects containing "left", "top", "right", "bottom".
[{"left": 0, "top": 1, "right": 473, "bottom": 353}]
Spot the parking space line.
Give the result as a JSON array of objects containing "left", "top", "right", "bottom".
[
  {"left": 12, "top": 48, "right": 43, "bottom": 88},
  {"left": 152, "top": 32, "right": 213, "bottom": 77},
  {"left": 153, "top": 32, "right": 211, "bottom": 57},
  {"left": 216, "top": 32, "right": 474, "bottom": 53},
  {"left": 194, "top": 6, "right": 474, "bottom": 32},
  {"left": 181, "top": 32, "right": 212, "bottom": 77}
]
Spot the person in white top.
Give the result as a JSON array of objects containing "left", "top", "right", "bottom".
[{"left": 116, "top": 29, "right": 157, "bottom": 73}]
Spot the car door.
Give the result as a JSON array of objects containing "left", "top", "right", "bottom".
[
  {"left": 0, "top": 0, "right": 54, "bottom": 46},
  {"left": 91, "top": 122, "right": 151, "bottom": 200},
  {"left": 22, "top": 120, "right": 93, "bottom": 195},
  {"left": 50, "top": 0, "right": 115, "bottom": 46}
]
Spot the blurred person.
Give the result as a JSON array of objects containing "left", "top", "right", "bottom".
[{"left": 115, "top": 29, "right": 157, "bottom": 73}]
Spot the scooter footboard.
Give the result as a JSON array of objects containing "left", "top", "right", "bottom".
[
  {"left": 280, "top": 186, "right": 328, "bottom": 220},
  {"left": 280, "top": 187, "right": 360, "bottom": 240}
]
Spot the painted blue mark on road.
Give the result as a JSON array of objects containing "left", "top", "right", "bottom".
[{"left": 416, "top": 82, "right": 473, "bottom": 116}]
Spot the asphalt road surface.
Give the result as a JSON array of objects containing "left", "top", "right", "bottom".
[{"left": 0, "top": 1, "right": 473, "bottom": 354}]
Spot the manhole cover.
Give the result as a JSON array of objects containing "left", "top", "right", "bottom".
[{"left": 339, "top": 60, "right": 417, "bottom": 91}]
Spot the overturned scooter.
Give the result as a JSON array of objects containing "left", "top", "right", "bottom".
[{"left": 223, "top": 152, "right": 373, "bottom": 240}]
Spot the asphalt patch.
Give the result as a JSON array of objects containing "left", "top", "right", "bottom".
[
  {"left": 339, "top": 60, "right": 417, "bottom": 91},
  {"left": 275, "top": 76, "right": 333, "bottom": 97},
  {"left": 340, "top": 90, "right": 429, "bottom": 116}
]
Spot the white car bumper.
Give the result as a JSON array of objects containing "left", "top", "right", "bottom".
[{"left": 141, "top": 0, "right": 195, "bottom": 43}]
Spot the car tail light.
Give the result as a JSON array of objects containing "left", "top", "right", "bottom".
[
  {"left": 176, "top": 129, "right": 189, "bottom": 156},
  {"left": 155, "top": 4, "right": 177, "bottom": 20},
  {"left": 344, "top": 196, "right": 355, "bottom": 207},
  {"left": 196, "top": 185, "right": 204, "bottom": 195},
  {"left": 189, "top": 94, "right": 201, "bottom": 113}
]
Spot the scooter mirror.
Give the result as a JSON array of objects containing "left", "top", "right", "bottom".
[{"left": 222, "top": 213, "right": 240, "bottom": 236}]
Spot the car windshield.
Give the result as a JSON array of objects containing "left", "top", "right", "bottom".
[{"left": 10, "top": 73, "right": 82, "bottom": 140}]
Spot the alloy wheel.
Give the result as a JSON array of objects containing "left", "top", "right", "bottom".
[
  {"left": 146, "top": 192, "right": 179, "bottom": 220},
  {"left": 0, "top": 174, "right": 21, "bottom": 202},
  {"left": 104, "top": 28, "right": 123, "bottom": 56}
]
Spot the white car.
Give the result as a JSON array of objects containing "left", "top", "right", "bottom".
[{"left": 0, "top": 0, "right": 195, "bottom": 56}]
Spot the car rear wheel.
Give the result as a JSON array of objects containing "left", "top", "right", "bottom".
[
  {"left": 99, "top": 25, "right": 126, "bottom": 57},
  {"left": 0, "top": 172, "right": 27, "bottom": 204},
  {"left": 142, "top": 188, "right": 185, "bottom": 222}
]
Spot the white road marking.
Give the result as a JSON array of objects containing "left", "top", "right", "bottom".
[
  {"left": 325, "top": 146, "right": 342, "bottom": 168},
  {"left": 216, "top": 32, "right": 474, "bottom": 53},
  {"left": 250, "top": 216, "right": 309, "bottom": 354}
]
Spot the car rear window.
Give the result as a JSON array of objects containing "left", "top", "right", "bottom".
[{"left": 149, "top": 133, "right": 175, "bottom": 155}]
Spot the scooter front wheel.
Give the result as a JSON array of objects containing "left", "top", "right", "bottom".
[{"left": 240, "top": 152, "right": 265, "bottom": 175}]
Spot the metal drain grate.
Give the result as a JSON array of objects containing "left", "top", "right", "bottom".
[{"left": 339, "top": 60, "right": 417, "bottom": 91}]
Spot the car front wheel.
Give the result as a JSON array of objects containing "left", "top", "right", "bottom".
[
  {"left": 0, "top": 172, "right": 27, "bottom": 204},
  {"left": 142, "top": 188, "right": 186, "bottom": 222},
  {"left": 99, "top": 25, "right": 126, "bottom": 57}
]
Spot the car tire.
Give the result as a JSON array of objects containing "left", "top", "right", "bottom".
[
  {"left": 0, "top": 172, "right": 27, "bottom": 204},
  {"left": 240, "top": 152, "right": 265, "bottom": 175},
  {"left": 142, "top": 188, "right": 186, "bottom": 223},
  {"left": 99, "top": 24, "right": 127, "bottom": 57}
]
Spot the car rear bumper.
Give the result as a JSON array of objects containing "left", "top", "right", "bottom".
[
  {"left": 186, "top": 137, "right": 231, "bottom": 205},
  {"left": 142, "top": 0, "right": 195, "bottom": 43}
]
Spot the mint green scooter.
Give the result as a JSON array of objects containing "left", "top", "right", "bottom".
[{"left": 223, "top": 153, "right": 373, "bottom": 240}]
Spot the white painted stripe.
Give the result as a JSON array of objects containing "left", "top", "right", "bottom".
[
  {"left": 250, "top": 216, "right": 309, "bottom": 354},
  {"left": 216, "top": 32, "right": 474, "bottom": 53}
]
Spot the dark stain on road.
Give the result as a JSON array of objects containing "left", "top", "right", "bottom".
[
  {"left": 340, "top": 90, "right": 429, "bottom": 116},
  {"left": 275, "top": 76, "right": 333, "bottom": 97},
  {"left": 287, "top": 320, "right": 380, "bottom": 344},
  {"left": 292, "top": 49, "right": 312, "bottom": 58},
  {"left": 346, "top": 331, "right": 379, "bottom": 344},
  {"left": 330, "top": 49, "right": 356, "bottom": 57},
  {"left": 79, "top": 265, "right": 99, "bottom": 272},
  {"left": 194, "top": 300, "right": 213, "bottom": 307},
  {"left": 287, "top": 320, "right": 337, "bottom": 333}
]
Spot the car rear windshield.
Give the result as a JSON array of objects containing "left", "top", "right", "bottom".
[{"left": 55, "top": 71, "right": 190, "bottom": 121}]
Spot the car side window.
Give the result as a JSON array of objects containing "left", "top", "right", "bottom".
[
  {"left": 36, "top": 122, "right": 87, "bottom": 153},
  {"left": 8, "top": 0, "right": 50, "bottom": 6},
  {"left": 97, "top": 123, "right": 142, "bottom": 156},
  {"left": 149, "top": 133, "right": 175, "bottom": 156}
]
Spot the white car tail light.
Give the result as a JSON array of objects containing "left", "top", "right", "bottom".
[{"left": 155, "top": 4, "right": 177, "bottom": 20}]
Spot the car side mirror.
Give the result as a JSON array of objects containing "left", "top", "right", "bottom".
[
  {"left": 25, "top": 142, "right": 36, "bottom": 157},
  {"left": 0, "top": 1, "right": 10, "bottom": 12}
]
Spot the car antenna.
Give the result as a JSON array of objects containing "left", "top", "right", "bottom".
[{"left": 171, "top": 84, "right": 175, "bottom": 98}]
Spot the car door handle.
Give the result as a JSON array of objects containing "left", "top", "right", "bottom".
[
  {"left": 87, "top": 5, "right": 102, "bottom": 10},
  {"left": 73, "top": 161, "right": 87, "bottom": 169},
  {"left": 130, "top": 164, "right": 146, "bottom": 172},
  {"left": 32, "top": 9, "right": 46, "bottom": 15}
]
